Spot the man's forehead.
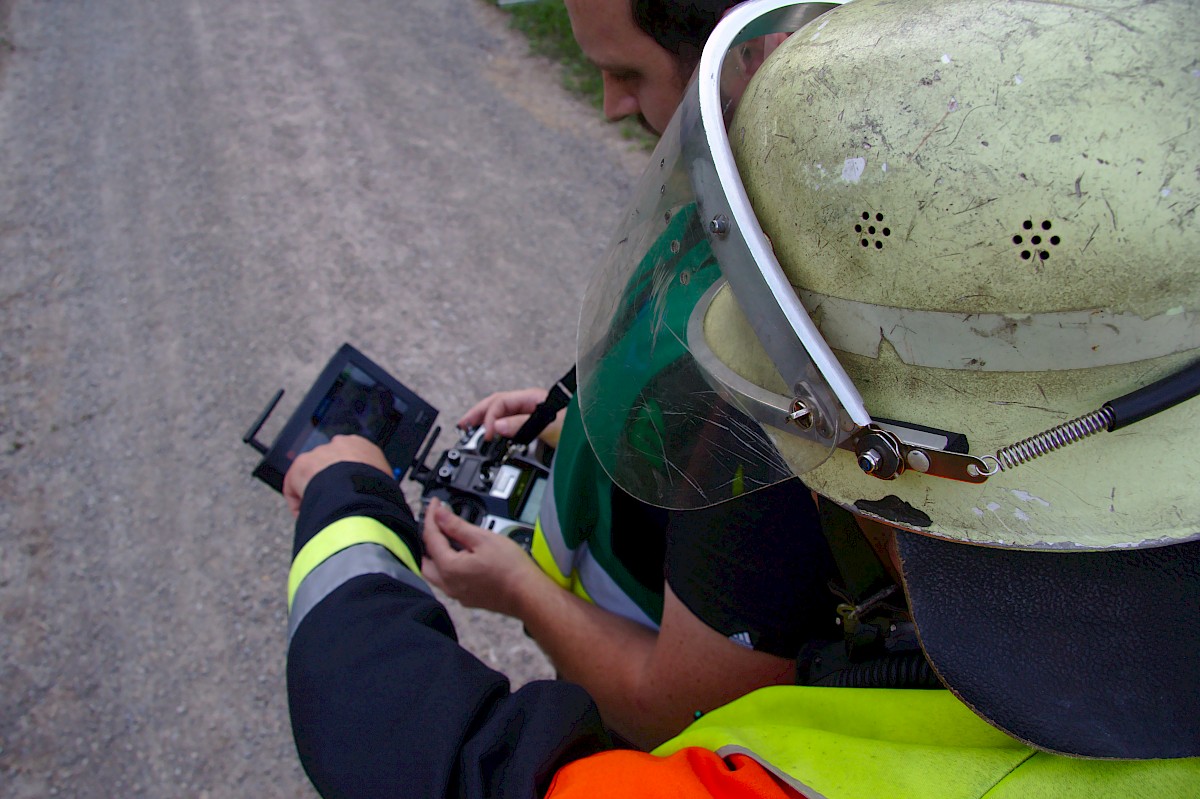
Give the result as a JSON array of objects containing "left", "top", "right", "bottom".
[{"left": 576, "top": 3, "right": 680, "bottom": 84}]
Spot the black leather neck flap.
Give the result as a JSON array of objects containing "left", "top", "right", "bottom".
[{"left": 896, "top": 531, "right": 1200, "bottom": 759}]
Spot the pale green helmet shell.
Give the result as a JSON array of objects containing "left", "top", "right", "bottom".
[{"left": 709, "top": 0, "right": 1200, "bottom": 549}]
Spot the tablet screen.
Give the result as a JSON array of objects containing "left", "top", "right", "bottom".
[{"left": 293, "top": 364, "right": 409, "bottom": 457}]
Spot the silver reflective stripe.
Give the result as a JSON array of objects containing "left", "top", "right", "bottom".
[
  {"left": 800, "top": 289, "right": 1200, "bottom": 371},
  {"left": 535, "top": 466, "right": 576, "bottom": 577},
  {"left": 576, "top": 543, "right": 659, "bottom": 631},
  {"left": 288, "top": 542, "right": 430, "bottom": 643},
  {"left": 713, "top": 745, "right": 829, "bottom": 799}
]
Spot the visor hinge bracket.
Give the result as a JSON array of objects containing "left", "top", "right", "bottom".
[{"left": 846, "top": 426, "right": 991, "bottom": 484}]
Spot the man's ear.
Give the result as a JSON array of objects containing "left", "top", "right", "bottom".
[
  {"left": 715, "top": 0, "right": 791, "bottom": 81},
  {"left": 735, "top": 33, "right": 790, "bottom": 74}
]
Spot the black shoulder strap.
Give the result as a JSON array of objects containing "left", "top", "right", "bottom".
[
  {"left": 799, "top": 499, "right": 938, "bottom": 688},
  {"left": 511, "top": 366, "right": 577, "bottom": 446},
  {"left": 816, "top": 498, "right": 895, "bottom": 608}
]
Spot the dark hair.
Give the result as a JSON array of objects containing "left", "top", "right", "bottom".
[{"left": 632, "top": 0, "right": 739, "bottom": 75}]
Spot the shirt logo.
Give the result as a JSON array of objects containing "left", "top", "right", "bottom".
[{"left": 729, "top": 631, "right": 754, "bottom": 650}]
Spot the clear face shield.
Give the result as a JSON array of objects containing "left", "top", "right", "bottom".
[{"left": 576, "top": 1, "right": 852, "bottom": 510}]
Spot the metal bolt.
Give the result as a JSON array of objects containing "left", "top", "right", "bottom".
[
  {"left": 854, "top": 429, "right": 903, "bottom": 479},
  {"left": 858, "top": 448, "right": 883, "bottom": 474},
  {"left": 709, "top": 214, "right": 730, "bottom": 239}
]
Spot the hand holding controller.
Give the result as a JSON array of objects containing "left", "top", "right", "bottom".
[{"left": 458, "top": 388, "right": 561, "bottom": 446}]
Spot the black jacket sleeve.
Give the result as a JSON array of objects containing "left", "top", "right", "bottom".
[{"left": 286, "top": 462, "right": 613, "bottom": 799}]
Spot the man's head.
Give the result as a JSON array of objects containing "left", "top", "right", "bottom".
[{"left": 564, "top": 0, "right": 736, "bottom": 135}]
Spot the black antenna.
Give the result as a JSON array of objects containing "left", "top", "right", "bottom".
[
  {"left": 243, "top": 389, "right": 284, "bottom": 455},
  {"left": 409, "top": 425, "right": 442, "bottom": 486}
]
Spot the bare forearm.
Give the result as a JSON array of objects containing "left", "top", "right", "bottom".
[
  {"left": 422, "top": 501, "right": 794, "bottom": 749},
  {"left": 508, "top": 573, "right": 657, "bottom": 739},
  {"left": 513, "top": 578, "right": 796, "bottom": 750},
  {"left": 512, "top": 579, "right": 673, "bottom": 748}
]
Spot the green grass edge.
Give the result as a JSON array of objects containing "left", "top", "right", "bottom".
[{"left": 491, "top": 1, "right": 652, "bottom": 145}]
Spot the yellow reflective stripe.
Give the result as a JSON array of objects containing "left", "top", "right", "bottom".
[
  {"left": 532, "top": 520, "right": 602, "bottom": 606},
  {"left": 531, "top": 518, "right": 571, "bottom": 588},
  {"left": 288, "top": 517, "right": 420, "bottom": 611},
  {"left": 571, "top": 579, "right": 593, "bottom": 604},
  {"left": 530, "top": 518, "right": 599, "bottom": 604}
]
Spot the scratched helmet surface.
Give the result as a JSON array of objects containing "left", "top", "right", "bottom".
[{"left": 704, "top": 0, "right": 1200, "bottom": 549}]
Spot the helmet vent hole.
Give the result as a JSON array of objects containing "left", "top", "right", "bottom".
[
  {"left": 856, "top": 211, "right": 888, "bottom": 250},
  {"left": 1014, "top": 219, "right": 1060, "bottom": 262}
]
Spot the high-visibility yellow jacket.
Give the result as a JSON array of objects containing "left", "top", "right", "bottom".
[{"left": 547, "top": 686, "right": 1200, "bottom": 798}]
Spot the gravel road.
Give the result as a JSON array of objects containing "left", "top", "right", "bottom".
[{"left": 0, "top": 1, "right": 642, "bottom": 795}]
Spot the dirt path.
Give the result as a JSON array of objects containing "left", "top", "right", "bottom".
[{"left": 0, "top": 1, "right": 642, "bottom": 795}]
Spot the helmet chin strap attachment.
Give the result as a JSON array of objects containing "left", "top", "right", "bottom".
[
  {"left": 841, "top": 425, "right": 988, "bottom": 484},
  {"left": 979, "top": 357, "right": 1200, "bottom": 476},
  {"left": 824, "top": 358, "right": 1200, "bottom": 483}
]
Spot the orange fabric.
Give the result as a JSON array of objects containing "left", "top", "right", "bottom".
[{"left": 544, "top": 747, "right": 808, "bottom": 799}]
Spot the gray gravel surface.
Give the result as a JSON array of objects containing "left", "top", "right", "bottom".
[{"left": 0, "top": 1, "right": 643, "bottom": 795}]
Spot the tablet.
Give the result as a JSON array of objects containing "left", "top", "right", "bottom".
[{"left": 246, "top": 344, "right": 438, "bottom": 492}]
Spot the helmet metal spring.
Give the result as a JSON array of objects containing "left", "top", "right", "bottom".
[{"left": 990, "top": 406, "right": 1115, "bottom": 471}]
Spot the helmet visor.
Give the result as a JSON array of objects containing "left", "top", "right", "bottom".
[{"left": 576, "top": 1, "right": 855, "bottom": 510}]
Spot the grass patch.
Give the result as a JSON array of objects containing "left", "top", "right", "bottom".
[
  {"left": 502, "top": 2, "right": 603, "bottom": 102},
  {"left": 0, "top": 0, "right": 13, "bottom": 82}
]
